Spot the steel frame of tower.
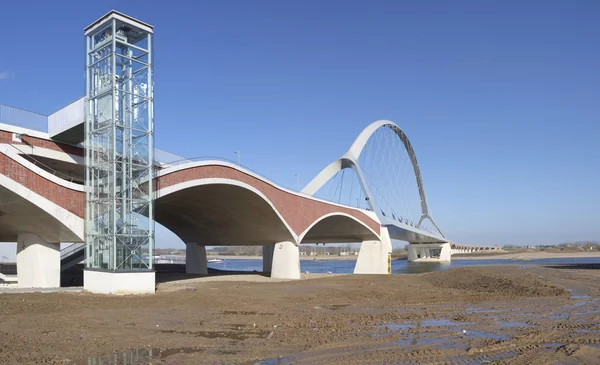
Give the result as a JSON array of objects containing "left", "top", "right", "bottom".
[{"left": 84, "top": 12, "right": 155, "bottom": 272}]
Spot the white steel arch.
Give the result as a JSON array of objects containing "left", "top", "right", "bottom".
[{"left": 302, "top": 120, "right": 444, "bottom": 238}]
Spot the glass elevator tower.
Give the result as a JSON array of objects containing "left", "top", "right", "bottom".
[{"left": 84, "top": 11, "right": 154, "bottom": 271}]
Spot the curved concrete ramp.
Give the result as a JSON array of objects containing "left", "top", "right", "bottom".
[
  {"left": 300, "top": 213, "right": 379, "bottom": 244},
  {"left": 155, "top": 182, "right": 295, "bottom": 245}
]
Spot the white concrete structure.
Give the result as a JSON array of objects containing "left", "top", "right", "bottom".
[
  {"left": 302, "top": 120, "right": 446, "bottom": 245},
  {"left": 407, "top": 242, "right": 451, "bottom": 262},
  {"left": 83, "top": 270, "right": 155, "bottom": 295},
  {"left": 186, "top": 243, "right": 208, "bottom": 275},
  {"left": 270, "top": 241, "right": 300, "bottom": 279},
  {"left": 16, "top": 233, "right": 60, "bottom": 288},
  {"left": 354, "top": 227, "right": 392, "bottom": 274},
  {"left": 48, "top": 97, "right": 85, "bottom": 144}
]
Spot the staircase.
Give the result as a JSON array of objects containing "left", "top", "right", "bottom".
[{"left": 61, "top": 244, "right": 85, "bottom": 272}]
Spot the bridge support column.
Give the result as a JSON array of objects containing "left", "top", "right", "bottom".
[
  {"left": 407, "top": 242, "right": 451, "bottom": 262},
  {"left": 354, "top": 227, "right": 392, "bottom": 274},
  {"left": 263, "top": 244, "right": 274, "bottom": 273},
  {"left": 186, "top": 242, "right": 208, "bottom": 275},
  {"left": 271, "top": 241, "right": 300, "bottom": 279},
  {"left": 407, "top": 244, "right": 418, "bottom": 261},
  {"left": 16, "top": 233, "right": 60, "bottom": 288}
]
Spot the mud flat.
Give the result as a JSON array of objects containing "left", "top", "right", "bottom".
[{"left": 1, "top": 265, "right": 600, "bottom": 364}]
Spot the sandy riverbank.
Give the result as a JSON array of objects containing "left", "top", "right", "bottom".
[
  {"left": 1, "top": 264, "right": 600, "bottom": 364},
  {"left": 457, "top": 251, "right": 600, "bottom": 261}
]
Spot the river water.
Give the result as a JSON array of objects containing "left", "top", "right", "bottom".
[{"left": 210, "top": 257, "right": 600, "bottom": 274}]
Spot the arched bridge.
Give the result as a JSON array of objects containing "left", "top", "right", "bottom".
[{"left": 0, "top": 120, "right": 472, "bottom": 288}]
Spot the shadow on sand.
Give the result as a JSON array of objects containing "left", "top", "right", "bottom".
[{"left": 155, "top": 264, "right": 269, "bottom": 284}]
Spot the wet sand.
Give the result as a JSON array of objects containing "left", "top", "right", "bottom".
[{"left": 1, "top": 265, "right": 599, "bottom": 364}]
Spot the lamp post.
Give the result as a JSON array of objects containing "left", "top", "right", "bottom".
[
  {"left": 294, "top": 174, "right": 300, "bottom": 191},
  {"left": 234, "top": 151, "right": 240, "bottom": 166}
]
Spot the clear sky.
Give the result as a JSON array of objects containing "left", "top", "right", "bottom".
[{"left": 0, "top": 0, "right": 598, "bottom": 255}]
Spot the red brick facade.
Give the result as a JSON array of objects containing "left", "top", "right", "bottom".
[
  {"left": 0, "top": 150, "right": 380, "bottom": 239},
  {"left": 0, "top": 131, "right": 84, "bottom": 156},
  {"left": 0, "top": 154, "right": 84, "bottom": 217},
  {"left": 156, "top": 164, "right": 381, "bottom": 236}
]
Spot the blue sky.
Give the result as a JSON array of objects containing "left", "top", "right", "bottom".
[{"left": 0, "top": 0, "right": 598, "bottom": 253}]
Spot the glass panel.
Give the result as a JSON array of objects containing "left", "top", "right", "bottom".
[{"left": 85, "top": 17, "right": 154, "bottom": 271}]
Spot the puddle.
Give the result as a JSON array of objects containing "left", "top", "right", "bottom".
[
  {"left": 255, "top": 357, "right": 291, "bottom": 364},
  {"left": 78, "top": 347, "right": 204, "bottom": 364},
  {"left": 466, "top": 307, "right": 511, "bottom": 314},
  {"left": 224, "top": 310, "right": 259, "bottom": 315},
  {"left": 313, "top": 304, "right": 351, "bottom": 311},
  {"left": 575, "top": 329, "right": 600, "bottom": 333},
  {"left": 548, "top": 312, "right": 570, "bottom": 319},
  {"left": 421, "top": 319, "right": 475, "bottom": 327},
  {"left": 575, "top": 309, "right": 600, "bottom": 315},
  {"left": 497, "top": 320, "right": 538, "bottom": 328},
  {"left": 158, "top": 328, "right": 271, "bottom": 340},
  {"left": 393, "top": 333, "right": 451, "bottom": 346},
  {"left": 223, "top": 310, "right": 275, "bottom": 316},
  {"left": 570, "top": 295, "right": 591, "bottom": 300},
  {"left": 466, "top": 331, "right": 511, "bottom": 341},
  {"left": 570, "top": 301, "right": 590, "bottom": 308},
  {"left": 381, "top": 319, "right": 474, "bottom": 331},
  {"left": 474, "top": 351, "right": 519, "bottom": 362},
  {"left": 382, "top": 322, "right": 415, "bottom": 331},
  {"left": 543, "top": 343, "right": 564, "bottom": 349},
  {"left": 444, "top": 351, "right": 518, "bottom": 364}
]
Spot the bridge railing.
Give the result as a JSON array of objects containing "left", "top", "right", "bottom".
[
  {"left": 0, "top": 104, "right": 48, "bottom": 132},
  {"left": 154, "top": 156, "right": 302, "bottom": 193},
  {"left": 60, "top": 243, "right": 85, "bottom": 260},
  {"left": 6, "top": 143, "right": 81, "bottom": 184}
]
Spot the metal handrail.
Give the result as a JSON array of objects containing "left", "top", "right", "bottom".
[
  {"left": 60, "top": 243, "right": 85, "bottom": 259},
  {"left": 7, "top": 143, "right": 82, "bottom": 184}
]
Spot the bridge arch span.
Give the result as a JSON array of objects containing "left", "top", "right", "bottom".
[
  {"left": 299, "top": 212, "right": 380, "bottom": 244},
  {"left": 155, "top": 161, "right": 380, "bottom": 244},
  {"left": 302, "top": 120, "right": 444, "bottom": 239},
  {"left": 155, "top": 177, "right": 297, "bottom": 244}
]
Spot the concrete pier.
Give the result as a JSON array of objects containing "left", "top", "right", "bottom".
[
  {"left": 262, "top": 244, "right": 274, "bottom": 273},
  {"left": 186, "top": 242, "right": 208, "bottom": 275},
  {"left": 407, "top": 242, "right": 451, "bottom": 262},
  {"left": 270, "top": 241, "right": 300, "bottom": 279},
  {"left": 354, "top": 227, "right": 392, "bottom": 274},
  {"left": 16, "top": 233, "right": 60, "bottom": 288}
]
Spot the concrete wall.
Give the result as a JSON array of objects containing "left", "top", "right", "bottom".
[{"left": 84, "top": 270, "right": 155, "bottom": 294}]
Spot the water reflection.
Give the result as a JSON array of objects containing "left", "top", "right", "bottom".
[
  {"left": 83, "top": 347, "right": 204, "bottom": 365},
  {"left": 85, "top": 348, "right": 154, "bottom": 365},
  {"left": 395, "top": 261, "right": 451, "bottom": 274},
  {"left": 209, "top": 257, "right": 600, "bottom": 275}
]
